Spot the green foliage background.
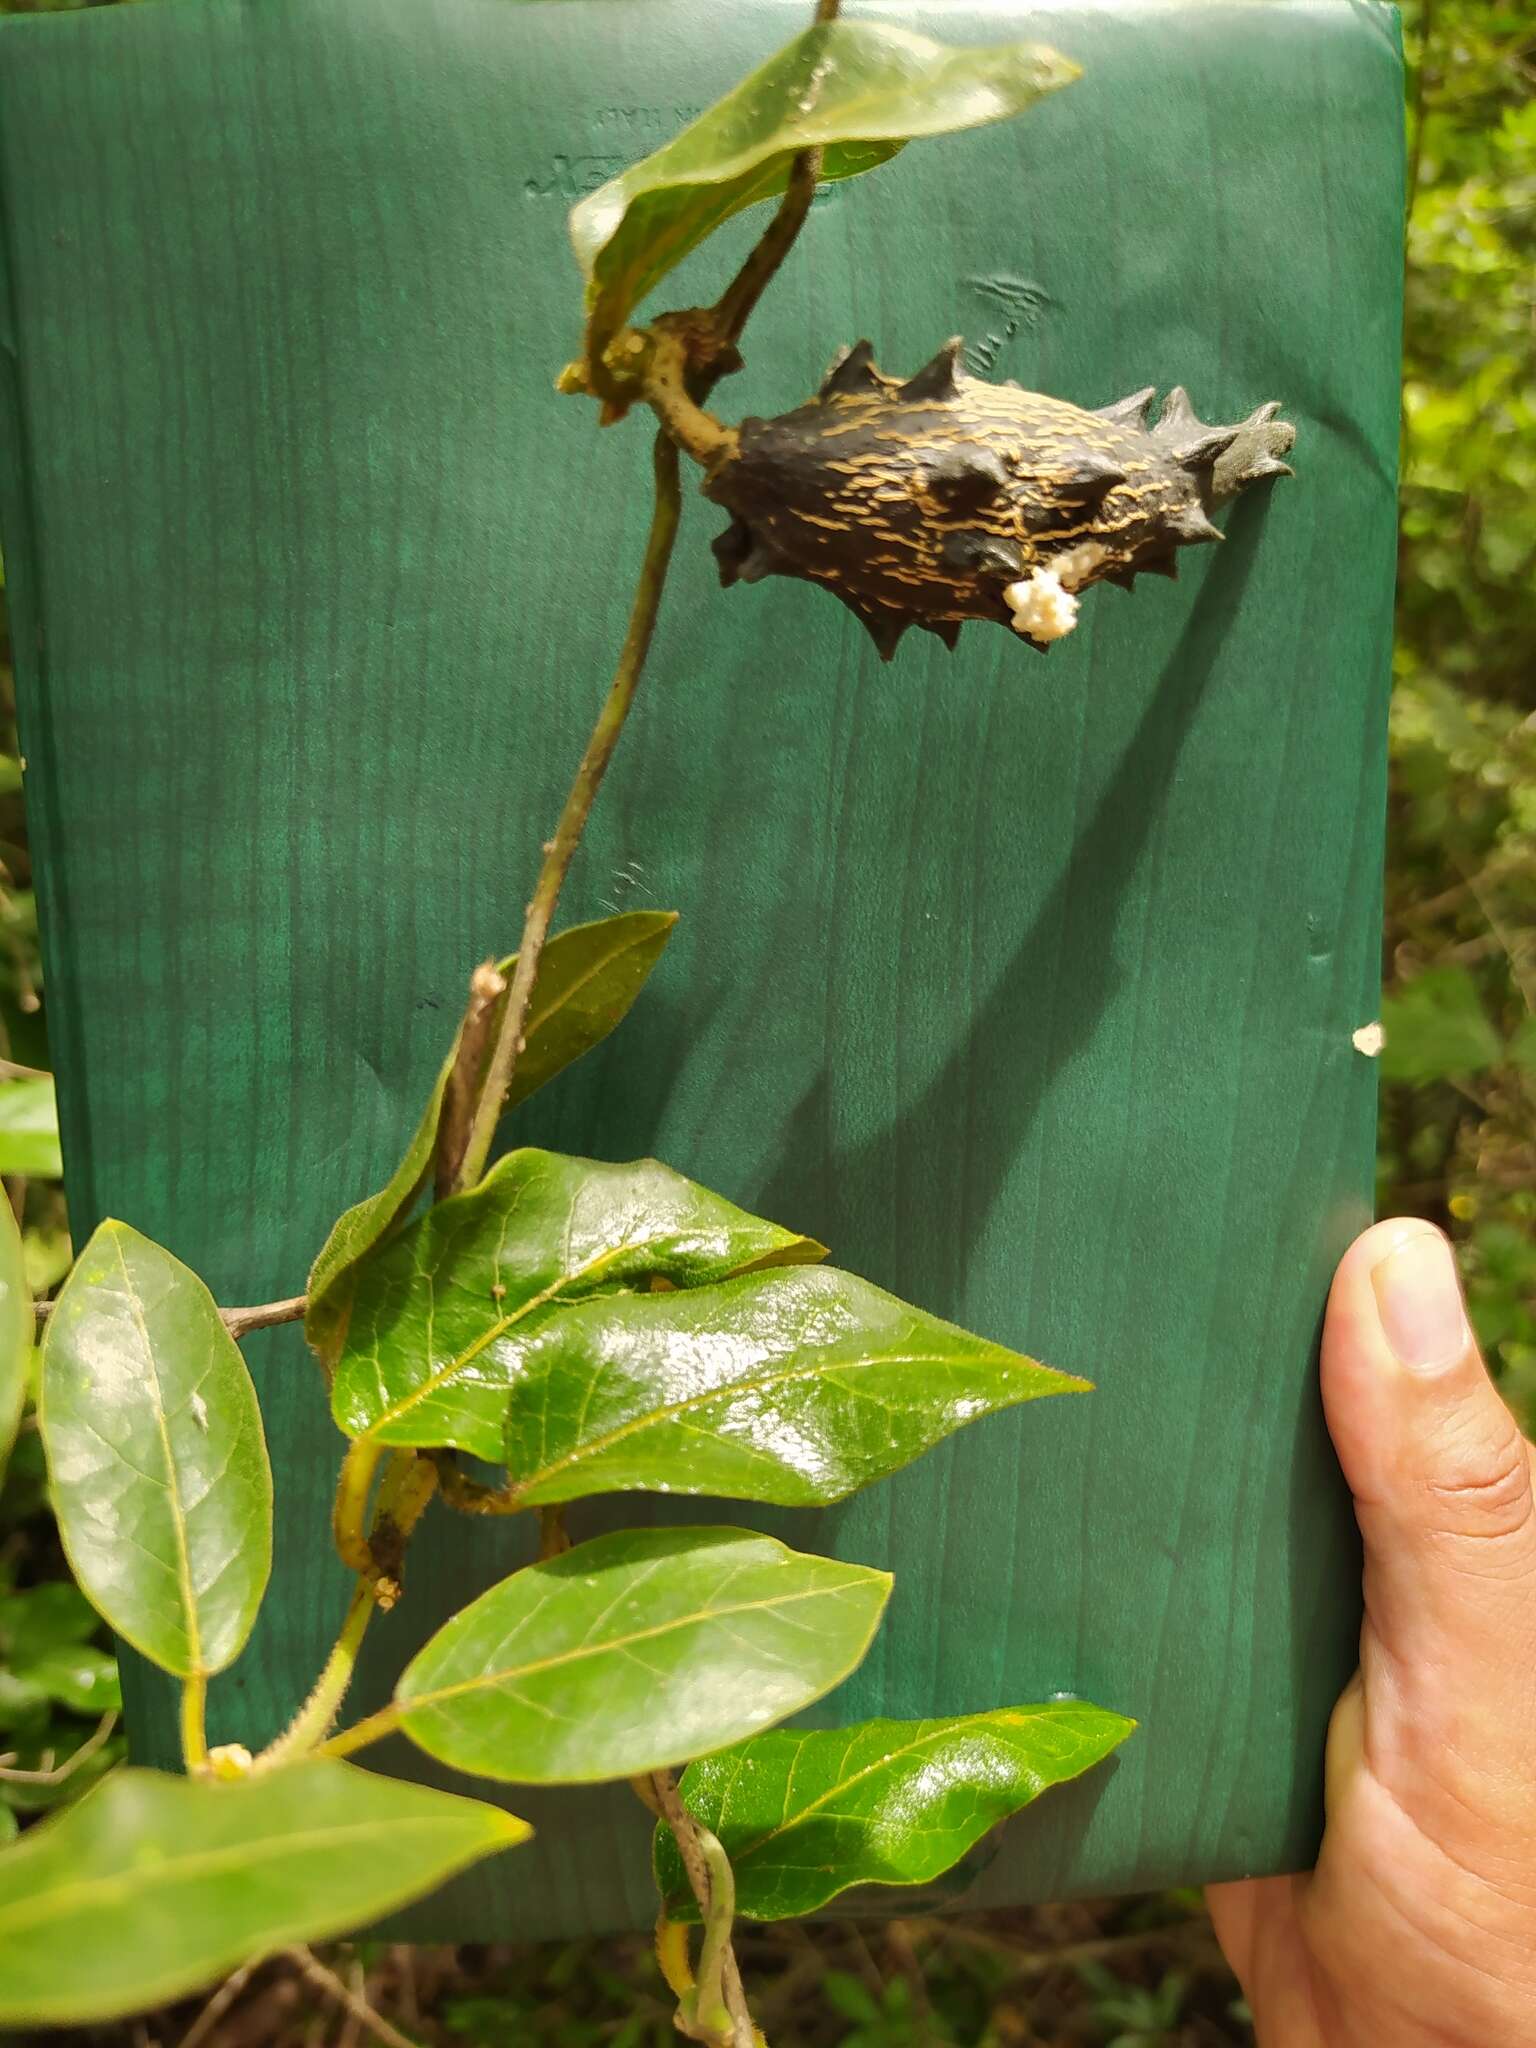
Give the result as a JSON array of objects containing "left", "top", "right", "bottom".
[
  {"left": 0, "top": 0, "right": 1528, "bottom": 2041},
  {"left": 1384, "top": 0, "right": 1536, "bottom": 1429}
]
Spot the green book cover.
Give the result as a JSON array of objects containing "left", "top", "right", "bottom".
[{"left": 0, "top": 0, "right": 1401, "bottom": 1937}]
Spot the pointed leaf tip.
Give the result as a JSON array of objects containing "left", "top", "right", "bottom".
[
  {"left": 0, "top": 1763, "right": 526, "bottom": 2025},
  {"left": 657, "top": 1702, "right": 1134, "bottom": 1920},
  {"left": 503, "top": 1263, "right": 1085, "bottom": 1511}
]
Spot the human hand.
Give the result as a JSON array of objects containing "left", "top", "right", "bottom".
[{"left": 1208, "top": 1220, "right": 1536, "bottom": 2046}]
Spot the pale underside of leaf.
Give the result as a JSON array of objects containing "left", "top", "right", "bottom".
[{"left": 570, "top": 18, "right": 1080, "bottom": 344}]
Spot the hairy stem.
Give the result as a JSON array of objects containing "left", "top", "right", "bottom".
[
  {"left": 263, "top": 1453, "right": 438, "bottom": 1768},
  {"left": 316, "top": 1699, "right": 401, "bottom": 1762},
  {"left": 257, "top": 1578, "right": 378, "bottom": 1769},
  {"left": 449, "top": 432, "right": 683, "bottom": 1195}
]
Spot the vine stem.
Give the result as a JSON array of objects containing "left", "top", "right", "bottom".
[
  {"left": 33, "top": 1292, "right": 307, "bottom": 1340},
  {"left": 314, "top": 1699, "right": 400, "bottom": 1763},
  {"left": 282, "top": 1948, "right": 423, "bottom": 2048},
  {"left": 255, "top": 1577, "right": 378, "bottom": 1769},
  {"left": 262, "top": 1452, "right": 438, "bottom": 1770},
  {"left": 448, "top": 431, "right": 683, "bottom": 1195},
  {"left": 650, "top": 1769, "right": 759, "bottom": 2048}
]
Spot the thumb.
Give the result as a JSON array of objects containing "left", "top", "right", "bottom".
[{"left": 1322, "top": 1218, "right": 1536, "bottom": 1669}]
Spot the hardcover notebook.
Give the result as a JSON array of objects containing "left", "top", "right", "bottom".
[{"left": 0, "top": 0, "right": 1401, "bottom": 1937}]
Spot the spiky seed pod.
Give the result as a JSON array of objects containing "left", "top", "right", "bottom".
[{"left": 702, "top": 338, "right": 1295, "bottom": 659}]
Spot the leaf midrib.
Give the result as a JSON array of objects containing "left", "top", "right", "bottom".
[
  {"left": 366, "top": 1248, "right": 623, "bottom": 1436},
  {"left": 112, "top": 1233, "right": 204, "bottom": 1678},
  {"left": 720, "top": 1712, "right": 1063, "bottom": 1872},
  {"left": 0, "top": 1811, "right": 510, "bottom": 1941},
  {"left": 403, "top": 1575, "right": 876, "bottom": 1718},
  {"left": 515, "top": 1345, "right": 1067, "bottom": 1497}
]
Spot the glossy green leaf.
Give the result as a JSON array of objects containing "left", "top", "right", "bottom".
[
  {"left": 571, "top": 20, "right": 1079, "bottom": 348},
  {"left": 392, "top": 1526, "right": 891, "bottom": 1785},
  {"left": 504, "top": 1265, "right": 1084, "bottom": 1509},
  {"left": 331, "top": 1149, "right": 823, "bottom": 1460},
  {"left": 306, "top": 910, "right": 679, "bottom": 1368},
  {"left": 0, "top": 1761, "right": 527, "bottom": 2025},
  {"left": 656, "top": 1702, "right": 1135, "bottom": 1921},
  {"left": 0, "top": 1183, "right": 29, "bottom": 1480},
  {"left": 0, "top": 1075, "right": 62, "bottom": 1179},
  {"left": 39, "top": 1222, "right": 273, "bottom": 1680},
  {"left": 1379, "top": 965, "right": 1502, "bottom": 1084}
]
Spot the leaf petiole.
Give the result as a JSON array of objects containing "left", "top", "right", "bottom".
[{"left": 180, "top": 1674, "right": 208, "bottom": 1772}]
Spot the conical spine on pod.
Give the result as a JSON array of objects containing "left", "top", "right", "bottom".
[{"left": 702, "top": 340, "right": 1295, "bottom": 659}]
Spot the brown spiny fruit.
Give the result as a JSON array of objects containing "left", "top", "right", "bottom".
[{"left": 702, "top": 338, "right": 1295, "bottom": 658}]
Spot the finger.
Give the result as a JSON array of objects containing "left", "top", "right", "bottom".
[{"left": 1320, "top": 1217, "right": 1536, "bottom": 1666}]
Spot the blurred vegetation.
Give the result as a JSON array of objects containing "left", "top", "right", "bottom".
[
  {"left": 1385, "top": 0, "right": 1536, "bottom": 1428},
  {"left": 0, "top": 0, "right": 1529, "bottom": 2040}
]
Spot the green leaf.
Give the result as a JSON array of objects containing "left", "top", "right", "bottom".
[
  {"left": 1379, "top": 965, "right": 1503, "bottom": 1084},
  {"left": 330, "top": 1149, "right": 822, "bottom": 1460},
  {"left": 570, "top": 20, "right": 1079, "bottom": 348},
  {"left": 0, "top": 1076, "right": 60, "bottom": 1179},
  {"left": 0, "top": 1761, "right": 527, "bottom": 2026},
  {"left": 391, "top": 1526, "right": 890, "bottom": 1785},
  {"left": 0, "top": 1184, "right": 29, "bottom": 1480},
  {"left": 39, "top": 1222, "right": 273, "bottom": 1680},
  {"left": 306, "top": 911, "right": 678, "bottom": 1369},
  {"left": 0, "top": 1665, "right": 51, "bottom": 1733},
  {"left": 13, "top": 1644, "right": 121, "bottom": 1715},
  {"left": 504, "top": 1265, "right": 1085, "bottom": 1509},
  {"left": 656, "top": 1702, "right": 1135, "bottom": 1921},
  {"left": 22, "top": 1219, "right": 72, "bottom": 1296},
  {"left": 1508, "top": 1013, "right": 1536, "bottom": 1073},
  {"left": 0, "top": 1581, "right": 101, "bottom": 1663}
]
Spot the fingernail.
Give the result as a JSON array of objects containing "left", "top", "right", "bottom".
[{"left": 1371, "top": 1231, "right": 1471, "bottom": 1372}]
